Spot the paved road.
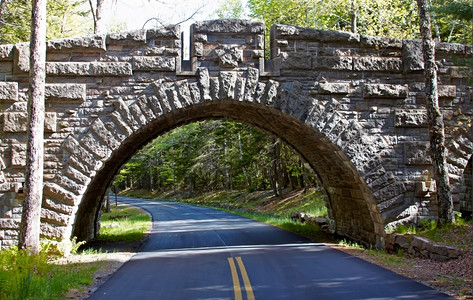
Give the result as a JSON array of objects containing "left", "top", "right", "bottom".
[{"left": 89, "top": 196, "right": 451, "bottom": 299}]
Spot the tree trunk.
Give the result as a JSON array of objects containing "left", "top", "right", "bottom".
[
  {"left": 89, "top": 0, "right": 106, "bottom": 34},
  {"left": 18, "top": 0, "right": 47, "bottom": 253},
  {"left": 0, "top": 0, "right": 9, "bottom": 23},
  {"left": 105, "top": 192, "right": 110, "bottom": 213},
  {"left": 417, "top": 0, "right": 455, "bottom": 225},
  {"left": 350, "top": 0, "right": 357, "bottom": 34},
  {"left": 272, "top": 137, "right": 283, "bottom": 199}
]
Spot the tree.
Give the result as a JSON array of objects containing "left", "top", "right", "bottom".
[
  {"left": 416, "top": 0, "right": 454, "bottom": 225},
  {"left": 18, "top": 0, "right": 47, "bottom": 254},
  {"left": 247, "top": 0, "right": 420, "bottom": 40},
  {"left": 88, "top": 0, "right": 106, "bottom": 34},
  {"left": 432, "top": 0, "right": 473, "bottom": 44},
  {"left": 214, "top": 0, "right": 245, "bottom": 19},
  {"left": 0, "top": 0, "right": 90, "bottom": 44}
]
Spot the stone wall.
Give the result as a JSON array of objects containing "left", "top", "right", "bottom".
[{"left": 0, "top": 20, "right": 471, "bottom": 249}]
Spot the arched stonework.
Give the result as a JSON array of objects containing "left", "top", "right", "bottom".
[
  {"left": 0, "top": 19, "right": 471, "bottom": 249},
  {"left": 45, "top": 68, "right": 392, "bottom": 248}
]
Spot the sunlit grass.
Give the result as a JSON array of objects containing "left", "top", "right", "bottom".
[
  {"left": 0, "top": 247, "right": 100, "bottom": 300},
  {"left": 97, "top": 205, "right": 150, "bottom": 242}
]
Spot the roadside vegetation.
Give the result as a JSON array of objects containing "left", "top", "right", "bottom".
[
  {"left": 0, "top": 205, "right": 150, "bottom": 299},
  {"left": 0, "top": 244, "right": 99, "bottom": 299},
  {"left": 95, "top": 205, "right": 150, "bottom": 243}
]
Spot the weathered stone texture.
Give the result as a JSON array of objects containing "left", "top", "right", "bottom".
[
  {"left": 133, "top": 56, "right": 175, "bottom": 71},
  {"left": 0, "top": 20, "right": 471, "bottom": 249},
  {"left": 3, "top": 112, "right": 27, "bottom": 132},
  {"left": 394, "top": 109, "right": 428, "bottom": 127},
  {"left": 12, "top": 43, "right": 30, "bottom": 74},
  {"left": 364, "top": 84, "right": 408, "bottom": 98},
  {"left": 47, "top": 35, "right": 106, "bottom": 52},
  {"left": 46, "top": 62, "right": 132, "bottom": 76},
  {"left": 45, "top": 84, "right": 86, "bottom": 102},
  {"left": 0, "top": 44, "right": 13, "bottom": 60},
  {"left": 0, "top": 82, "right": 18, "bottom": 101}
]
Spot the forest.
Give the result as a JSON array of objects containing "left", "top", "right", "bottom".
[{"left": 112, "top": 121, "right": 319, "bottom": 198}]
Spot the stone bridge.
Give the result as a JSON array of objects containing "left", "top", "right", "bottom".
[{"left": 0, "top": 20, "right": 472, "bottom": 249}]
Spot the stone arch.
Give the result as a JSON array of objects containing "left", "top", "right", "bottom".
[{"left": 42, "top": 67, "right": 403, "bottom": 248}]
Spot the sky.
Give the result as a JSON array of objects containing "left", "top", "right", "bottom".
[{"left": 102, "top": 0, "right": 250, "bottom": 32}]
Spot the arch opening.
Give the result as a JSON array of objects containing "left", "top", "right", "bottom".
[{"left": 72, "top": 101, "right": 384, "bottom": 247}]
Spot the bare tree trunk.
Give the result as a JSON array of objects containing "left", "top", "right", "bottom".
[
  {"left": 417, "top": 0, "right": 454, "bottom": 225},
  {"left": 18, "top": 0, "right": 47, "bottom": 253},
  {"left": 105, "top": 192, "right": 110, "bottom": 213},
  {"left": 272, "top": 137, "right": 283, "bottom": 199},
  {"left": 350, "top": 0, "right": 357, "bottom": 33},
  {"left": 88, "top": 0, "right": 106, "bottom": 34}
]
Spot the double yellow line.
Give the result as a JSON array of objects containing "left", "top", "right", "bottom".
[{"left": 227, "top": 257, "right": 255, "bottom": 300}]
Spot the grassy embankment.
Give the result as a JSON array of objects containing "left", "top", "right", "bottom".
[{"left": 0, "top": 205, "right": 150, "bottom": 299}]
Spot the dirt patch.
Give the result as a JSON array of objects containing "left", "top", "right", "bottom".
[{"left": 59, "top": 240, "right": 142, "bottom": 299}]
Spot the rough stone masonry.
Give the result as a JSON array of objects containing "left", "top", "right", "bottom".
[{"left": 0, "top": 19, "right": 472, "bottom": 249}]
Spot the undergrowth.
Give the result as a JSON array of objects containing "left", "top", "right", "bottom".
[
  {"left": 97, "top": 205, "right": 150, "bottom": 242},
  {"left": 0, "top": 247, "right": 99, "bottom": 300}
]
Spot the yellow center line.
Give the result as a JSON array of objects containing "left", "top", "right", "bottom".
[
  {"left": 228, "top": 257, "right": 243, "bottom": 300},
  {"left": 235, "top": 257, "right": 255, "bottom": 300}
]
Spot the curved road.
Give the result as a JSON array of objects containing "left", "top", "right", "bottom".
[{"left": 89, "top": 196, "right": 451, "bottom": 299}]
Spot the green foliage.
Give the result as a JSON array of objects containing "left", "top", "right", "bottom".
[
  {"left": 0, "top": 248, "right": 98, "bottom": 299},
  {"left": 394, "top": 224, "right": 418, "bottom": 234},
  {"left": 338, "top": 239, "right": 364, "bottom": 249},
  {"left": 247, "top": 0, "right": 472, "bottom": 47},
  {"left": 97, "top": 205, "right": 150, "bottom": 242},
  {"left": 0, "top": 0, "right": 91, "bottom": 44},
  {"left": 114, "top": 120, "right": 320, "bottom": 196},
  {"left": 248, "top": 0, "right": 419, "bottom": 39},
  {"left": 432, "top": 0, "right": 472, "bottom": 44},
  {"left": 214, "top": 0, "right": 246, "bottom": 19}
]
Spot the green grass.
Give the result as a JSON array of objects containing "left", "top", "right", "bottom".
[
  {"left": 0, "top": 247, "right": 100, "bottom": 300},
  {"left": 96, "top": 205, "right": 151, "bottom": 242}
]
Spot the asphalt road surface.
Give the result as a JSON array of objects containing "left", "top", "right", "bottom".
[{"left": 89, "top": 196, "right": 452, "bottom": 300}]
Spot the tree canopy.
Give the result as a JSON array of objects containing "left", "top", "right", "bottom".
[
  {"left": 245, "top": 0, "right": 472, "bottom": 44},
  {"left": 113, "top": 121, "right": 319, "bottom": 197},
  {"left": 0, "top": 0, "right": 91, "bottom": 44}
]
